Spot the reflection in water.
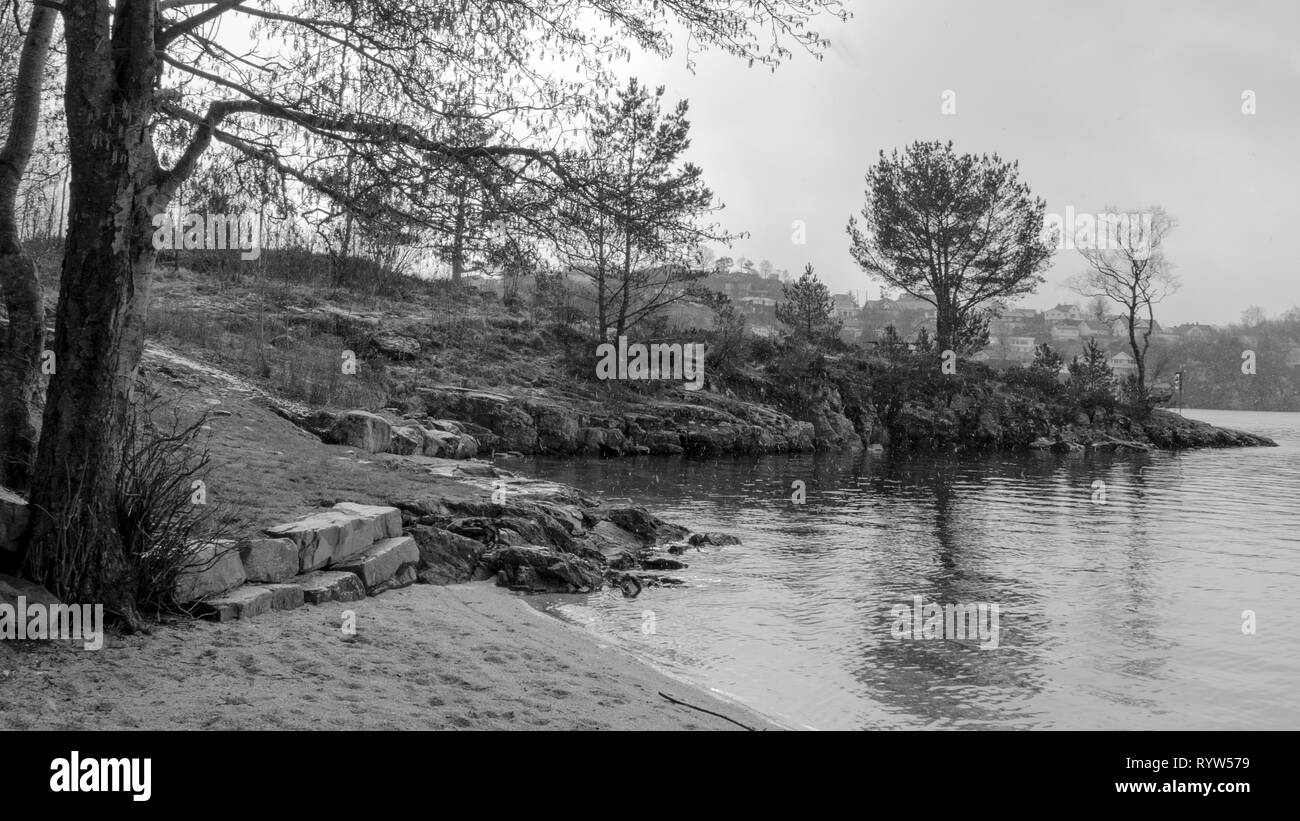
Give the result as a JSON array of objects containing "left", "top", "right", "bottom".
[{"left": 520, "top": 410, "right": 1300, "bottom": 730}]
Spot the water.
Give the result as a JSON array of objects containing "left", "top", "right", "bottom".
[{"left": 514, "top": 409, "right": 1300, "bottom": 730}]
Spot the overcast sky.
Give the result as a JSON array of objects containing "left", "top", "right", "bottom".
[{"left": 623, "top": 0, "right": 1299, "bottom": 326}]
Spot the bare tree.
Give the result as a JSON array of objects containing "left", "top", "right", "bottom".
[{"left": 1069, "top": 205, "right": 1178, "bottom": 401}]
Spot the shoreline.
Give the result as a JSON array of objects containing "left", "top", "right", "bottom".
[
  {"left": 0, "top": 580, "right": 780, "bottom": 731},
  {"left": 523, "top": 595, "right": 805, "bottom": 731}
]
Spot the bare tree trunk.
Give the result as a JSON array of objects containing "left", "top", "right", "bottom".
[
  {"left": 24, "top": 0, "right": 165, "bottom": 624},
  {"left": 0, "top": 4, "right": 57, "bottom": 492},
  {"left": 450, "top": 184, "right": 467, "bottom": 282}
]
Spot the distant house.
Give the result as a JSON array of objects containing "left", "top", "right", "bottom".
[
  {"left": 831, "top": 293, "right": 860, "bottom": 323},
  {"left": 1174, "top": 323, "right": 1215, "bottom": 341},
  {"left": 1045, "top": 303, "right": 1083, "bottom": 322},
  {"left": 1110, "top": 315, "right": 1167, "bottom": 338},
  {"left": 1050, "top": 324, "right": 1080, "bottom": 341},
  {"left": 1286, "top": 347, "right": 1300, "bottom": 368},
  {"left": 1109, "top": 351, "right": 1138, "bottom": 377}
]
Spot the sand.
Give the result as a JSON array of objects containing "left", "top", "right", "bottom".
[{"left": 0, "top": 580, "right": 775, "bottom": 731}]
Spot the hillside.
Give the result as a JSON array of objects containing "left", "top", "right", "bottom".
[{"left": 133, "top": 254, "right": 1276, "bottom": 461}]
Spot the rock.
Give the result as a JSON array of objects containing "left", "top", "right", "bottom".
[
  {"left": 266, "top": 503, "right": 399, "bottom": 571},
  {"left": 194, "top": 585, "right": 274, "bottom": 621},
  {"left": 639, "top": 430, "right": 684, "bottom": 454},
  {"left": 1029, "top": 437, "right": 1055, "bottom": 450},
  {"left": 174, "top": 540, "right": 246, "bottom": 602},
  {"left": 388, "top": 425, "right": 425, "bottom": 455},
  {"left": 295, "top": 570, "right": 367, "bottom": 604},
  {"left": 368, "top": 564, "right": 418, "bottom": 595},
  {"left": 332, "top": 536, "right": 420, "bottom": 593},
  {"left": 0, "top": 487, "right": 29, "bottom": 557},
  {"left": 478, "top": 545, "right": 604, "bottom": 593},
  {"left": 454, "top": 463, "right": 499, "bottom": 479},
  {"left": 640, "top": 556, "right": 687, "bottom": 571},
  {"left": 328, "top": 411, "right": 392, "bottom": 453},
  {"left": 0, "top": 573, "right": 60, "bottom": 609},
  {"left": 535, "top": 409, "right": 582, "bottom": 454},
  {"left": 598, "top": 507, "right": 660, "bottom": 543},
  {"left": 590, "top": 520, "right": 643, "bottom": 560},
  {"left": 238, "top": 538, "right": 299, "bottom": 583},
  {"left": 688, "top": 532, "right": 741, "bottom": 547},
  {"left": 492, "top": 405, "right": 539, "bottom": 452},
  {"left": 265, "top": 583, "right": 306, "bottom": 611},
  {"left": 331, "top": 503, "right": 403, "bottom": 540},
  {"left": 372, "top": 331, "right": 421, "bottom": 360},
  {"left": 409, "top": 526, "right": 487, "bottom": 584},
  {"left": 580, "top": 426, "right": 627, "bottom": 456}
]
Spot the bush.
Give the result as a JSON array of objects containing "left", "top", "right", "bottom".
[{"left": 118, "top": 397, "right": 240, "bottom": 614}]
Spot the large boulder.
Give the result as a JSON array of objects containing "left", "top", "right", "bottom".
[
  {"left": 388, "top": 425, "right": 425, "bottom": 455},
  {"left": 0, "top": 573, "right": 61, "bottom": 610},
  {"left": 328, "top": 411, "right": 392, "bottom": 453},
  {"left": 416, "top": 427, "right": 477, "bottom": 459},
  {"left": 534, "top": 408, "right": 582, "bottom": 454},
  {"left": 174, "top": 540, "right": 246, "bottom": 602},
  {"left": 580, "top": 426, "right": 628, "bottom": 456},
  {"left": 490, "top": 405, "right": 538, "bottom": 452},
  {"left": 408, "top": 526, "right": 487, "bottom": 584},
  {"left": 479, "top": 545, "right": 604, "bottom": 593},
  {"left": 371, "top": 331, "right": 420, "bottom": 360}
]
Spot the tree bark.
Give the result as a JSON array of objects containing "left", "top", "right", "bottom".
[
  {"left": 0, "top": 4, "right": 57, "bottom": 492},
  {"left": 23, "top": 0, "right": 165, "bottom": 624}
]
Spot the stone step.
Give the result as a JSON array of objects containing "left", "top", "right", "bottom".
[
  {"left": 238, "top": 537, "right": 299, "bottom": 583},
  {"left": 332, "top": 536, "right": 419, "bottom": 593},
  {"left": 194, "top": 583, "right": 304, "bottom": 622},
  {"left": 369, "top": 564, "right": 418, "bottom": 596},
  {"left": 295, "top": 570, "right": 366, "bottom": 604},
  {"left": 174, "top": 540, "right": 246, "bottom": 603},
  {"left": 265, "top": 504, "right": 402, "bottom": 572}
]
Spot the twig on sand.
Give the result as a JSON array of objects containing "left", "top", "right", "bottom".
[{"left": 658, "top": 691, "right": 761, "bottom": 731}]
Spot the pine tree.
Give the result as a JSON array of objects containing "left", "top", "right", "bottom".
[
  {"left": 1068, "top": 337, "right": 1114, "bottom": 392},
  {"left": 776, "top": 263, "right": 839, "bottom": 342},
  {"left": 1032, "top": 342, "right": 1064, "bottom": 375}
]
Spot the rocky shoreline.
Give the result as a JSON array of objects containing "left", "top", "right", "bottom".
[{"left": 291, "top": 389, "right": 1276, "bottom": 466}]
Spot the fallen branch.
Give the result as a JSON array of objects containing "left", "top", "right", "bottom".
[{"left": 657, "top": 691, "right": 760, "bottom": 731}]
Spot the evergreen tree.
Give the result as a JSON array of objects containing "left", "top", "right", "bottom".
[
  {"left": 776, "top": 263, "right": 840, "bottom": 342},
  {"left": 1068, "top": 337, "right": 1114, "bottom": 393}
]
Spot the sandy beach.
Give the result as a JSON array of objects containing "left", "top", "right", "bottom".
[{"left": 0, "top": 580, "right": 775, "bottom": 731}]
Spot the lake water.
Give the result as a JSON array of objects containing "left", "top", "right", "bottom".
[{"left": 515, "top": 409, "right": 1299, "bottom": 730}]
